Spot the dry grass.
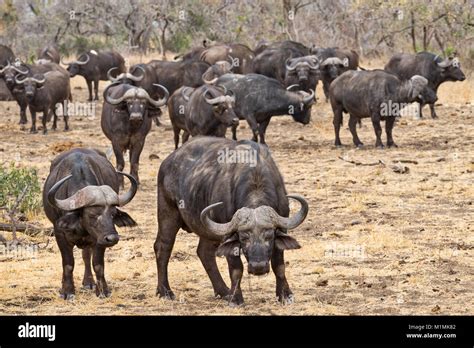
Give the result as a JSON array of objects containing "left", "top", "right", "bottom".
[{"left": 0, "top": 54, "right": 473, "bottom": 315}]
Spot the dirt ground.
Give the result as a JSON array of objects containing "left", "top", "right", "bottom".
[{"left": 0, "top": 59, "right": 473, "bottom": 315}]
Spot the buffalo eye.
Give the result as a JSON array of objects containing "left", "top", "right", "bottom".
[
  {"left": 263, "top": 229, "right": 274, "bottom": 241},
  {"left": 239, "top": 231, "right": 250, "bottom": 242}
]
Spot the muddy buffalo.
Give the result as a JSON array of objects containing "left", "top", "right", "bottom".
[
  {"left": 154, "top": 137, "right": 308, "bottom": 305},
  {"left": 43, "top": 148, "right": 138, "bottom": 299}
]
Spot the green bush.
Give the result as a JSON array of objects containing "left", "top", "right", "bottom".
[
  {"left": 0, "top": 164, "right": 41, "bottom": 218},
  {"left": 168, "top": 31, "right": 192, "bottom": 53}
]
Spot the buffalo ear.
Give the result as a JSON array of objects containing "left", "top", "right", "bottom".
[
  {"left": 216, "top": 234, "right": 240, "bottom": 257},
  {"left": 114, "top": 209, "right": 137, "bottom": 227},
  {"left": 56, "top": 212, "right": 81, "bottom": 231},
  {"left": 275, "top": 230, "right": 301, "bottom": 250}
]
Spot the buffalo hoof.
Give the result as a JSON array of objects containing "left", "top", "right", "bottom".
[
  {"left": 30, "top": 129, "right": 38, "bottom": 134},
  {"left": 387, "top": 143, "right": 398, "bottom": 148},
  {"left": 157, "top": 289, "right": 175, "bottom": 300},
  {"left": 96, "top": 290, "right": 111, "bottom": 298},
  {"left": 431, "top": 113, "right": 438, "bottom": 119},
  {"left": 82, "top": 282, "right": 96, "bottom": 290},
  {"left": 355, "top": 143, "right": 364, "bottom": 149},
  {"left": 225, "top": 292, "right": 244, "bottom": 307},
  {"left": 64, "top": 127, "right": 70, "bottom": 132},
  {"left": 278, "top": 293, "right": 295, "bottom": 305},
  {"left": 43, "top": 129, "right": 48, "bottom": 135},
  {"left": 59, "top": 293, "right": 75, "bottom": 301},
  {"left": 376, "top": 144, "right": 385, "bottom": 149}
]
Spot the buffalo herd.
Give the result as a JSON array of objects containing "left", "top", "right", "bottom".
[{"left": 0, "top": 40, "right": 466, "bottom": 304}]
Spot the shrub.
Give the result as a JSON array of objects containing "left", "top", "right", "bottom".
[{"left": 0, "top": 163, "right": 41, "bottom": 219}]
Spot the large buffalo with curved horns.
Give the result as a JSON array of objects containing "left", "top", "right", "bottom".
[
  {"left": 15, "top": 69, "right": 71, "bottom": 134},
  {"left": 101, "top": 83, "right": 169, "bottom": 184},
  {"left": 62, "top": 50, "right": 125, "bottom": 101},
  {"left": 384, "top": 52, "right": 466, "bottom": 119},
  {"left": 310, "top": 47, "right": 360, "bottom": 101},
  {"left": 185, "top": 84, "right": 239, "bottom": 138},
  {"left": 0, "top": 61, "right": 65, "bottom": 125},
  {"left": 155, "top": 136, "right": 308, "bottom": 305},
  {"left": 253, "top": 41, "right": 320, "bottom": 93},
  {"left": 43, "top": 148, "right": 138, "bottom": 299},
  {"left": 216, "top": 73, "right": 315, "bottom": 144}
]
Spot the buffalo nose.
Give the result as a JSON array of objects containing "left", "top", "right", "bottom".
[
  {"left": 248, "top": 261, "right": 270, "bottom": 276},
  {"left": 232, "top": 118, "right": 239, "bottom": 125},
  {"left": 104, "top": 234, "right": 120, "bottom": 245},
  {"left": 130, "top": 113, "right": 142, "bottom": 121}
]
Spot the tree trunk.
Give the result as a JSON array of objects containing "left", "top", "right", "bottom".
[{"left": 410, "top": 11, "right": 417, "bottom": 52}]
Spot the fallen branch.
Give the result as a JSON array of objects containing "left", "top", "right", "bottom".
[
  {"left": 0, "top": 222, "right": 53, "bottom": 236},
  {"left": 393, "top": 159, "right": 418, "bottom": 164},
  {"left": 338, "top": 156, "right": 385, "bottom": 166}
]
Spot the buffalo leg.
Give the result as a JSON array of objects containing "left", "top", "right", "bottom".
[
  {"left": 323, "top": 80, "right": 330, "bottom": 102},
  {"left": 42, "top": 108, "right": 49, "bottom": 134},
  {"left": 30, "top": 111, "right": 37, "bottom": 133},
  {"left": 154, "top": 200, "right": 180, "bottom": 300},
  {"left": 245, "top": 115, "right": 259, "bottom": 142},
  {"left": 19, "top": 104, "right": 27, "bottom": 125},
  {"left": 386, "top": 116, "right": 397, "bottom": 148},
  {"left": 258, "top": 118, "right": 271, "bottom": 145},
  {"left": 93, "top": 80, "right": 99, "bottom": 101},
  {"left": 226, "top": 254, "right": 244, "bottom": 306},
  {"left": 172, "top": 126, "right": 180, "bottom": 149},
  {"left": 332, "top": 106, "right": 343, "bottom": 146},
  {"left": 130, "top": 141, "right": 145, "bottom": 185},
  {"left": 82, "top": 247, "right": 95, "bottom": 289},
  {"left": 55, "top": 232, "right": 75, "bottom": 299},
  {"left": 348, "top": 114, "right": 363, "bottom": 147},
  {"left": 86, "top": 79, "right": 93, "bottom": 102},
  {"left": 182, "top": 131, "right": 190, "bottom": 145},
  {"left": 63, "top": 102, "right": 70, "bottom": 131},
  {"left": 93, "top": 246, "right": 109, "bottom": 297},
  {"left": 272, "top": 249, "right": 293, "bottom": 304},
  {"left": 112, "top": 143, "right": 125, "bottom": 186},
  {"left": 429, "top": 103, "right": 438, "bottom": 119},
  {"left": 372, "top": 116, "right": 384, "bottom": 148},
  {"left": 418, "top": 102, "right": 424, "bottom": 119},
  {"left": 197, "top": 238, "right": 229, "bottom": 299},
  {"left": 52, "top": 107, "right": 58, "bottom": 131},
  {"left": 231, "top": 124, "right": 238, "bottom": 141}
]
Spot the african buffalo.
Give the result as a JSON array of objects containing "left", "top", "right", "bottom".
[
  {"left": 200, "top": 44, "right": 255, "bottom": 74},
  {"left": 384, "top": 52, "right": 466, "bottom": 119},
  {"left": 253, "top": 41, "right": 320, "bottom": 92},
  {"left": 311, "top": 47, "right": 360, "bottom": 101},
  {"left": 154, "top": 137, "right": 308, "bottom": 305},
  {"left": 37, "top": 45, "right": 60, "bottom": 64},
  {"left": 330, "top": 70, "right": 437, "bottom": 148},
  {"left": 43, "top": 148, "right": 138, "bottom": 299},
  {"left": 15, "top": 68, "right": 71, "bottom": 134},
  {"left": 62, "top": 50, "right": 125, "bottom": 101},
  {"left": 201, "top": 61, "right": 233, "bottom": 85},
  {"left": 216, "top": 73, "right": 315, "bottom": 144},
  {"left": 168, "top": 86, "right": 193, "bottom": 149},
  {"left": 185, "top": 85, "right": 239, "bottom": 138},
  {"left": 146, "top": 59, "right": 210, "bottom": 96},
  {"left": 0, "top": 44, "right": 15, "bottom": 66},
  {"left": 0, "top": 61, "right": 68, "bottom": 126},
  {"left": 101, "top": 83, "right": 168, "bottom": 184}
]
